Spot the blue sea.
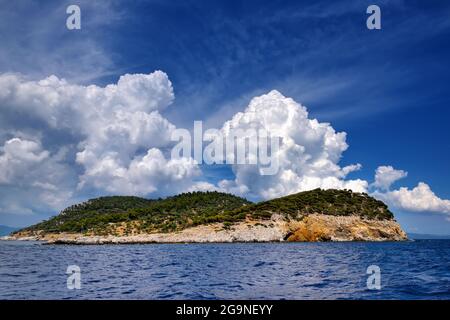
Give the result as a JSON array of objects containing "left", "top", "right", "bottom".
[{"left": 0, "top": 240, "right": 449, "bottom": 300}]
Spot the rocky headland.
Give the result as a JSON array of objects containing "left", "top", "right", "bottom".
[{"left": 5, "top": 189, "right": 408, "bottom": 244}]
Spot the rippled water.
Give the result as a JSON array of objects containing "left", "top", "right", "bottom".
[{"left": 0, "top": 240, "right": 449, "bottom": 299}]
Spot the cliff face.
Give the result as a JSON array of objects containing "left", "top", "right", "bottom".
[
  {"left": 8, "top": 213, "right": 407, "bottom": 244},
  {"left": 284, "top": 214, "right": 407, "bottom": 241}
]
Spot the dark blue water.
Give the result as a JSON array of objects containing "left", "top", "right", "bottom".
[{"left": 0, "top": 240, "right": 449, "bottom": 299}]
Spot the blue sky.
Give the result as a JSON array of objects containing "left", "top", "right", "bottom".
[{"left": 0, "top": 0, "right": 450, "bottom": 234}]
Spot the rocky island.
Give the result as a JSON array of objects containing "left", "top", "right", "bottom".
[{"left": 7, "top": 189, "right": 407, "bottom": 244}]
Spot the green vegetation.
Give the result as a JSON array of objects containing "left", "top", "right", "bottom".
[
  {"left": 229, "top": 188, "right": 393, "bottom": 221},
  {"left": 18, "top": 189, "right": 393, "bottom": 235},
  {"left": 21, "top": 192, "right": 251, "bottom": 235}
]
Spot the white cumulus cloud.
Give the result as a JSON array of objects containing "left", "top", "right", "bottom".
[
  {"left": 0, "top": 71, "right": 201, "bottom": 215},
  {"left": 370, "top": 166, "right": 450, "bottom": 216},
  {"left": 0, "top": 137, "right": 75, "bottom": 213},
  {"left": 373, "top": 165, "right": 408, "bottom": 190},
  {"left": 373, "top": 182, "right": 450, "bottom": 214},
  {"left": 0, "top": 138, "right": 49, "bottom": 184},
  {"left": 217, "top": 90, "right": 367, "bottom": 199}
]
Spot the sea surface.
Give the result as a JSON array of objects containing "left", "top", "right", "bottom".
[{"left": 0, "top": 240, "right": 449, "bottom": 300}]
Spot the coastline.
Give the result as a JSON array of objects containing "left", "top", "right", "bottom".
[{"left": 4, "top": 214, "right": 408, "bottom": 245}]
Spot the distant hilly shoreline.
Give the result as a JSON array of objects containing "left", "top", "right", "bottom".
[
  {"left": 16, "top": 189, "right": 395, "bottom": 235},
  {"left": 6, "top": 189, "right": 409, "bottom": 244}
]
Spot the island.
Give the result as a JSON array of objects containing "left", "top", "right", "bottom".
[{"left": 7, "top": 189, "right": 407, "bottom": 244}]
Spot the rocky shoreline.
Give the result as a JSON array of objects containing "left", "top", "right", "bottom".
[{"left": 4, "top": 214, "right": 408, "bottom": 244}]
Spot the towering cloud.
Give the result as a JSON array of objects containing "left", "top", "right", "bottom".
[
  {"left": 0, "top": 71, "right": 201, "bottom": 214},
  {"left": 217, "top": 90, "right": 367, "bottom": 199}
]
